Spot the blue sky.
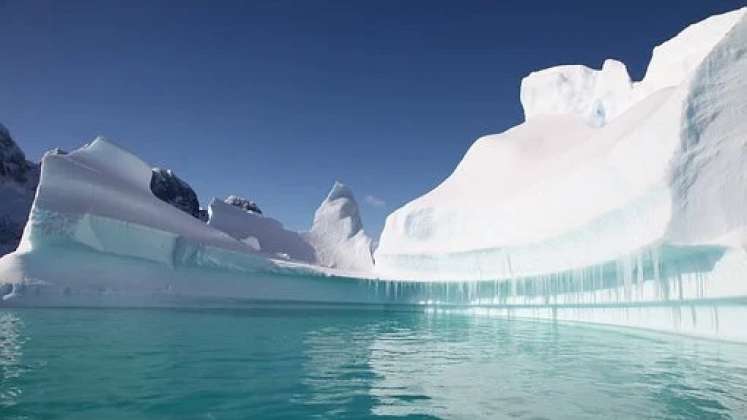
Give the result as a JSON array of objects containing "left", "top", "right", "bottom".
[{"left": 0, "top": 0, "right": 742, "bottom": 237}]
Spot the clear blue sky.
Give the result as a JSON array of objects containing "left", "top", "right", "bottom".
[{"left": 1, "top": 0, "right": 742, "bottom": 237}]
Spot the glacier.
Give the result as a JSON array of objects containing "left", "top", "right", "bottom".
[{"left": 1, "top": 8, "right": 747, "bottom": 342}]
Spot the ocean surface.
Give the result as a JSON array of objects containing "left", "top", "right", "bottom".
[{"left": 1, "top": 305, "right": 746, "bottom": 419}]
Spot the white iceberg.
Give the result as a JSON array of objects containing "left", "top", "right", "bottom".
[
  {"left": 0, "top": 137, "right": 383, "bottom": 305},
  {"left": 303, "top": 181, "right": 374, "bottom": 273},
  {"left": 375, "top": 8, "right": 747, "bottom": 287}
]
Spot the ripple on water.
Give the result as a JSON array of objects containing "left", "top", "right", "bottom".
[{"left": 0, "top": 306, "right": 745, "bottom": 419}]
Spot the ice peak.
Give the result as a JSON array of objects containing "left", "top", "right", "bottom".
[
  {"left": 325, "top": 181, "right": 355, "bottom": 202},
  {"left": 304, "top": 182, "right": 374, "bottom": 272}
]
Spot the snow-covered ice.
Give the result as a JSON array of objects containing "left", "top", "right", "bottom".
[
  {"left": 375, "top": 8, "right": 747, "bottom": 284},
  {"left": 303, "top": 182, "right": 374, "bottom": 272},
  {"left": 0, "top": 136, "right": 380, "bottom": 304}
]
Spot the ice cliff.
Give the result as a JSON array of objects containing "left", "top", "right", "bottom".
[{"left": 375, "top": 8, "right": 747, "bottom": 282}]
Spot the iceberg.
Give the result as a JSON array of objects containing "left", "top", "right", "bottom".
[
  {"left": 0, "top": 137, "right": 382, "bottom": 305},
  {"left": 375, "top": 8, "right": 747, "bottom": 285},
  {"left": 303, "top": 182, "right": 375, "bottom": 273},
  {"left": 0, "top": 8, "right": 746, "bottom": 342},
  {"left": 367, "top": 7, "right": 747, "bottom": 341}
]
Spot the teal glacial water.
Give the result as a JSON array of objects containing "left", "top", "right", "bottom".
[{"left": 1, "top": 305, "right": 746, "bottom": 419}]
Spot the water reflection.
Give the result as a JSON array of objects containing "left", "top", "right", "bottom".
[
  {"left": 298, "top": 309, "right": 747, "bottom": 419},
  {"left": 0, "top": 312, "right": 26, "bottom": 408},
  {"left": 2, "top": 307, "right": 746, "bottom": 419}
]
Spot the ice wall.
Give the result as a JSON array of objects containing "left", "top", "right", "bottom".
[{"left": 666, "top": 15, "right": 747, "bottom": 249}]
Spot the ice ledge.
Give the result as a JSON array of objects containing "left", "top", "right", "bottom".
[{"left": 520, "top": 59, "right": 633, "bottom": 127}]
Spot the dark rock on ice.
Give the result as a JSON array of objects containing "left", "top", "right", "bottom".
[
  {"left": 224, "top": 195, "right": 262, "bottom": 215},
  {"left": 150, "top": 168, "right": 201, "bottom": 218}
]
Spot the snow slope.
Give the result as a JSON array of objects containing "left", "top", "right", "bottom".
[
  {"left": 303, "top": 182, "right": 374, "bottom": 272},
  {"left": 375, "top": 8, "right": 747, "bottom": 282}
]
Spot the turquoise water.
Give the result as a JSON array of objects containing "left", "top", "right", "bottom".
[{"left": 1, "top": 306, "right": 746, "bottom": 419}]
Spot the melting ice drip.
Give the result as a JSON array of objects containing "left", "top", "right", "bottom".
[
  {"left": 364, "top": 244, "right": 747, "bottom": 342},
  {"left": 366, "top": 244, "right": 729, "bottom": 305}
]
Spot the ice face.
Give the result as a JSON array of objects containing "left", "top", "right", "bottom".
[{"left": 666, "top": 10, "right": 747, "bottom": 249}]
